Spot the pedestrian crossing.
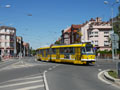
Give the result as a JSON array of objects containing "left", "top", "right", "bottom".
[
  {"left": 0, "top": 74, "right": 45, "bottom": 90},
  {"left": 0, "top": 61, "right": 38, "bottom": 71}
]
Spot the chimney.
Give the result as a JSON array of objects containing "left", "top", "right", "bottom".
[{"left": 96, "top": 17, "right": 101, "bottom": 22}]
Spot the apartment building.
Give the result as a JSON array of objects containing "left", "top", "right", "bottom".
[
  {"left": 60, "top": 17, "right": 112, "bottom": 51},
  {"left": 81, "top": 17, "right": 112, "bottom": 51},
  {"left": 0, "top": 26, "right": 16, "bottom": 58},
  {"left": 61, "top": 27, "right": 71, "bottom": 45},
  {"left": 61, "top": 24, "right": 82, "bottom": 45}
]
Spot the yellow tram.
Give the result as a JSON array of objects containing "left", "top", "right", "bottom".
[{"left": 36, "top": 43, "right": 96, "bottom": 65}]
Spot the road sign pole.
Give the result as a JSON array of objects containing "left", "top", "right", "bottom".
[{"left": 112, "top": 42, "right": 114, "bottom": 61}]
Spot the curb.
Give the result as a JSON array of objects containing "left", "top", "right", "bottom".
[
  {"left": 43, "top": 71, "right": 49, "bottom": 90},
  {"left": 104, "top": 70, "right": 120, "bottom": 85}
]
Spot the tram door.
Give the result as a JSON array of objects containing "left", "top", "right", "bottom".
[
  {"left": 75, "top": 47, "right": 81, "bottom": 60},
  {"left": 56, "top": 48, "right": 60, "bottom": 59}
]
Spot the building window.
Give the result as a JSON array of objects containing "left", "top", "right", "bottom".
[
  {"left": 5, "top": 42, "right": 7, "bottom": 47},
  {"left": 104, "top": 31, "right": 109, "bottom": 37},
  {"left": 91, "top": 41, "right": 94, "bottom": 44},
  {"left": 104, "top": 41, "right": 109, "bottom": 46},
  {"left": 5, "top": 35, "right": 7, "bottom": 40},
  {"left": 95, "top": 32, "right": 98, "bottom": 34},
  {"left": 10, "top": 42, "right": 14, "bottom": 48},
  {"left": 95, "top": 40, "right": 98, "bottom": 46},
  {"left": 94, "top": 35, "right": 98, "bottom": 37},
  {"left": 104, "top": 31, "right": 109, "bottom": 34}
]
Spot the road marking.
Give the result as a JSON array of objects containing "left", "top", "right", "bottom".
[
  {"left": 0, "top": 76, "right": 43, "bottom": 85},
  {"left": 52, "top": 66, "right": 56, "bottom": 68},
  {"left": 98, "top": 70, "right": 111, "bottom": 85},
  {"left": 15, "top": 84, "right": 44, "bottom": 90},
  {"left": 48, "top": 68, "right": 52, "bottom": 70},
  {"left": 43, "top": 70, "right": 49, "bottom": 90},
  {"left": 0, "top": 80, "right": 43, "bottom": 88},
  {"left": 98, "top": 69, "right": 102, "bottom": 71},
  {"left": 98, "top": 70, "right": 120, "bottom": 89}
]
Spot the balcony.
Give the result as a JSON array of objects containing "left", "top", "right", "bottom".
[
  {"left": 92, "top": 26, "right": 112, "bottom": 29},
  {"left": 0, "top": 32, "right": 14, "bottom": 35}
]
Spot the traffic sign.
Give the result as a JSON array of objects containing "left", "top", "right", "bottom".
[
  {"left": 111, "top": 33, "right": 119, "bottom": 49},
  {"left": 111, "top": 33, "right": 119, "bottom": 41},
  {"left": 112, "top": 41, "right": 119, "bottom": 49}
]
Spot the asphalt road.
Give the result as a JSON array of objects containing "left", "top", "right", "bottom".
[
  {"left": 46, "top": 59, "right": 120, "bottom": 90},
  {"left": 0, "top": 57, "right": 119, "bottom": 90},
  {"left": 0, "top": 57, "right": 59, "bottom": 90}
]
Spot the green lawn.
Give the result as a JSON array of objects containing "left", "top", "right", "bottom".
[{"left": 108, "top": 70, "right": 118, "bottom": 79}]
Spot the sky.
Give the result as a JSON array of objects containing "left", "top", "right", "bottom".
[{"left": 0, "top": 0, "right": 119, "bottom": 49}]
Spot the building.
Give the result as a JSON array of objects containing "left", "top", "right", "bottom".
[
  {"left": 61, "top": 24, "right": 82, "bottom": 45},
  {"left": 23, "top": 42, "right": 30, "bottom": 56},
  {"left": 16, "top": 36, "right": 23, "bottom": 57},
  {"left": 61, "top": 27, "right": 71, "bottom": 45},
  {"left": 71, "top": 24, "right": 82, "bottom": 44},
  {"left": 60, "top": 17, "right": 112, "bottom": 51},
  {"left": 0, "top": 26, "right": 16, "bottom": 58},
  {"left": 80, "top": 17, "right": 112, "bottom": 51}
]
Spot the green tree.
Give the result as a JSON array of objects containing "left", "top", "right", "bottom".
[
  {"left": 31, "top": 49, "right": 36, "bottom": 56},
  {"left": 55, "top": 41, "right": 60, "bottom": 45}
]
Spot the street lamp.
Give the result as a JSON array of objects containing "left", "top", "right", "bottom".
[{"left": 104, "top": 0, "right": 119, "bottom": 60}]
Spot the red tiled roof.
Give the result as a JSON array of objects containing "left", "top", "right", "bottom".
[
  {"left": 0, "top": 26, "right": 16, "bottom": 30},
  {"left": 64, "top": 27, "right": 71, "bottom": 33},
  {"left": 71, "top": 24, "right": 81, "bottom": 29},
  {"left": 73, "top": 30, "right": 77, "bottom": 33}
]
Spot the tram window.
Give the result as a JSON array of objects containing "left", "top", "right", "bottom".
[
  {"left": 69, "top": 47, "right": 74, "bottom": 53},
  {"left": 46, "top": 49, "right": 49, "bottom": 55},
  {"left": 60, "top": 48, "right": 64, "bottom": 54},
  {"left": 39, "top": 50, "right": 41, "bottom": 54},
  {"left": 52, "top": 48, "right": 56, "bottom": 54},
  {"left": 64, "top": 47, "right": 74, "bottom": 54},
  {"left": 41, "top": 50, "right": 44, "bottom": 56},
  {"left": 81, "top": 47, "right": 85, "bottom": 53}
]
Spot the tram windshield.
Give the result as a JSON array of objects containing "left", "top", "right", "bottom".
[{"left": 81, "top": 45, "right": 94, "bottom": 54}]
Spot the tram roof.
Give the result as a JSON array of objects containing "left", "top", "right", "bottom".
[
  {"left": 36, "top": 43, "right": 92, "bottom": 50},
  {"left": 36, "top": 46, "right": 50, "bottom": 50},
  {"left": 52, "top": 43, "right": 86, "bottom": 48}
]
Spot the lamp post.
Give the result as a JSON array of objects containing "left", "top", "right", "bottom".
[{"left": 104, "top": 0, "right": 119, "bottom": 60}]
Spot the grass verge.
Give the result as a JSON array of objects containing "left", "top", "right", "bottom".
[{"left": 108, "top": 70, "right": 118, "bottom": 79}]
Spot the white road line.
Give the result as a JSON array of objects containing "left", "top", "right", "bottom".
[
  {"left": 98, "top": 70, "right": 111, "bottom": 85},
  {"left": 98, "top": 69, "right": 102, "bottom": 72},
  {"left": 0, "top": 76, "right": 43, "bottom": 85},
  {"left": 15, "top": 84, "right": 44, "bottom": 90},
  {"left": 0, "top": 80, "right": 43, "bottom": 88},
  {"left": 98, "top": 70, "right": 120, "bottom": 89},
  {"left": 48, "top": 68, "right": 52, "bottom": 70},
  {"left": 43, "top": 71, "right": 49, "bottom": 90},
  {"left": 52, "top": 66, "right": 56, "bottom": 68}
]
